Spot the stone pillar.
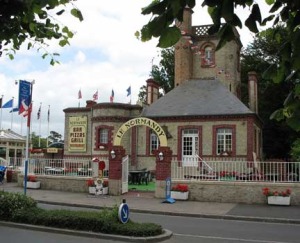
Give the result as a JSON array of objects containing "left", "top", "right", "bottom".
[
  {"left": 248, "top": 71, "right": 258, "bottom": 113},
  {"left": 108, "top": 145, "right": 125, "bottom": 195},
  {"left": 154, "top": 146, "right": 173, "bottom": 198}
]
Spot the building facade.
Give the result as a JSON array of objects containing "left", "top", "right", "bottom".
[{"left": 63, "top": 7, "right": 262, "bottom": 173}]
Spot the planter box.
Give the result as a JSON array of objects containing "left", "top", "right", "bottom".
[
  {"left": 171, "top": 191, "right": 189, "bottom": 200},
  {"left": 89, "top": 186, "right": 108, "bottom": 195},
  {"left": 23, "top": 181, "right": 41, "bottom": 189},
  {"left": 268, "top": 196, "right": 290, "bottom": 206}
]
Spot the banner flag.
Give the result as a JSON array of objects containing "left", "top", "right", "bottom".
[
  {"left": 2, "top": 99, "right": 13, "bottom": 108},
  {"left": 18, "top": 80, "right": 32, "bottom": 116},
  {"left": 78, "top": 89, "right": 82, "bottom": 99}
]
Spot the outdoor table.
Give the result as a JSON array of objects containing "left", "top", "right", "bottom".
[{"left": 129, "top": 170, "right": 145, "bottom": 184}]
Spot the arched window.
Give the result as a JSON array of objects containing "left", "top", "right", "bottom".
[{"left": 201, "top": 43, "right": 215, "bottom": 67}]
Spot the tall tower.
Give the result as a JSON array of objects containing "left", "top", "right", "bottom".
[
  {"left": 174, "top": 6, "right": 193, "bottom": 87},
  {"left": 174, "top": 7, "right": 243, "bottom": 98}
]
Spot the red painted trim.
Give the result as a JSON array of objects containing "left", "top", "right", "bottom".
[
  {"left": 247, "top": 117, "right": 254, "bottom": 162},
  {"left": 94, "top": 125, "right": 114, "bottom": 151},
  {"left": 131, "top": 126, "right": 137, "bottom": 166}
]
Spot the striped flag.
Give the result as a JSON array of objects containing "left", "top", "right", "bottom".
[{"left": 93, "top": 90, "right": 98, "bottom": 101}]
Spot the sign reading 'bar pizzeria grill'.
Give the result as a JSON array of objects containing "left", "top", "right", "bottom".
[{"left": 68, "top": 116, "right": 87, "bottom": 152}]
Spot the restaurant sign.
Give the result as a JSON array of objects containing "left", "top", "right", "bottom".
[
  {"left": 68, "top": 116, "right": 87, "bottom": 152},
  {"left": 114, "top": 117, "right": 167, "bottom": 146}
]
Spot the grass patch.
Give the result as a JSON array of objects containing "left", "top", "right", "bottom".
[{"left": 128, "top": 181, "right": 155, "bottom": 191}]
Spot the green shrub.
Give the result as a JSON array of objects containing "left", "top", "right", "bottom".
[
  {"left": 0, "top": 191, "right": 37, "bottom": 220},
  {"left": 10, "top": 204, "right": 163, "bottom": 237}
]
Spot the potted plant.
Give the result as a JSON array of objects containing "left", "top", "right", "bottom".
[
  {"left": 171, "top": 184, "right": 189, "bottom": 200},
  {"left": 87, "top": 178, "right": 109, "bottom": 195},
  {"left": 102, "top": 179, "right": 109, "bottom": 195},
  {"left": 86, "top": 178, "right": 96, "bottom": 194},
  {"left": 24, "top": 175, "right": 41, "bottom": 189},
  {"left": 262, "top": 187, "right": 291, "bottom": 205}
]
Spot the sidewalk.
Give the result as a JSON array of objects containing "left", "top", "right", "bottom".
[{"left": 2, "top": 183, "right": 300, "bottom": 224}]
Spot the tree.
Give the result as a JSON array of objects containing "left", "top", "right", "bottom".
[
  {"left": 241, "top": 26, "right": 298, "bottom": 159},
  {"left": 0, "top": 0, "right": 83, "bottom": 65},
  {"left": 48, "top": 131, "right": 63, "bottom": 144},
  {"left": 31, "top": 132, "right": 47, "bottom": 148},
  {"left": 139, "top": 0, "right": 300, "bottom": 131},
  {"left": 138, "top": 48, "right": 174, "bottom": 103}
]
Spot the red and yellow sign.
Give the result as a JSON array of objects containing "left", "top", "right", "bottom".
[{"left": 68, "top": 116, "right": 87, "bottom": 152}]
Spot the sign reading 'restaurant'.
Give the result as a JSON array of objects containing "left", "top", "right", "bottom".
[
  {"left": 68, "top": 116, "right": 87, "bottom": 152},
  {"left": 114, "top": 117, "right": 167, "bottom": 146}
]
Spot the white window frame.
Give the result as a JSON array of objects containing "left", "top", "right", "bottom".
[
  {"left": 150, "top": 131, "right": 160, "bottom": 153},
  {"left": 99, "top": 129, "right": 108, "bottom": 144},
  {"left": 216, "top": 128, "right": 232, "bottom": 155}
]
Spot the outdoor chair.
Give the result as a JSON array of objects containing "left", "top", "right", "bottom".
[{"left": 140, "top": 171, "right": 150, "bottom": 185}]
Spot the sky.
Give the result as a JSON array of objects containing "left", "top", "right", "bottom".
[{"left": 0, "top": 0, "right": 271, "bottom": 139}]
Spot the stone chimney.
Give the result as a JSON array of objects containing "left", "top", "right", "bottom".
[
  {"left": 174, "top": 6, "right": 193, "bottom": 87},
  {"left": 86, "top": 100, "right": 97, "bottom": 108},
  {"left": 248, "top": 71, "right": 258, "bottom": 113},
  {"left": 146, "top": 79, "right": 159, "bottom": 105}
]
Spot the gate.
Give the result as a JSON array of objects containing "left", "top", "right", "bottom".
[{"left": 121, "top": 155, "right": 129, "bottom": 194}]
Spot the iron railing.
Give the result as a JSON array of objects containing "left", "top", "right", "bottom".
[
  {"left": 172, "top": 159, "right": 300, "bottom": 183},
  {"left": 6, "top": 157, "right": 109, "bottom": 178}
]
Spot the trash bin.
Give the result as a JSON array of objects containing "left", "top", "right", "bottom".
[{"left": 6, "top": 170, "right": 13, "bottom": 182}]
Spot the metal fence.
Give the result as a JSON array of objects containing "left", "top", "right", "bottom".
[
  {"left": 172, "top": 159, "right": 300, "bottom": 183},
  {"left": 4, "top": 157, "right": 109, "bottom": 178}
]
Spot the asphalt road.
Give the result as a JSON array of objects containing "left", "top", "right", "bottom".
[{"left": 1, "top": 203, "right": 299, "bottom": 243}]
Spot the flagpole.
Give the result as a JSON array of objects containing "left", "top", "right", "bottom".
[
  {"left": 38, "top": 102, "right": 42, "bottom": 147},
  {"left": 10, "top": 97, "right": 14, "bottom": 130},
  {"left": 47, "top": 105, "right": 50, "bottom": 147},
  {"left": 23, "top": 79, "right": 34, "bottom": 196},
  {"left": 0, "top": 95, "right": 3, "bottom": 130}
]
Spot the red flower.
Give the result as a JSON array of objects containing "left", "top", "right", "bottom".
[
  {"left": 172, "top": 184, "right": 189, "bottom": 192},
  {"left": 262, "top": 188, "right": 291, "bottom": 197}
]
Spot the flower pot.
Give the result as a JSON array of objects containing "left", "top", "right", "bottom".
[
  {"left": 89, "top": 186, "right": 108, "bottom": 195},
  {"left": 267, "top": 196, "right": 290, "bottom": 206},
  {"left": 171, "top": 191, "right": 189, "bottom": 200},
  {"left": 23, "top": 181, "right": 41, "bottom": 189}
]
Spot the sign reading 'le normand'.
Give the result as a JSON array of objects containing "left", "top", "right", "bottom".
[{"left": 68, "top": 116, "right": 87, "bottom": 152}]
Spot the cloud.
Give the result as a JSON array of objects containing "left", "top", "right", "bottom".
[{"left": 0, "top": 1, "right": 270, "bottom": 139}]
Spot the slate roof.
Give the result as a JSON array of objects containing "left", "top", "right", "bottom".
[{"left": 141, "top": 79, "right": 254, "bottom": 118}]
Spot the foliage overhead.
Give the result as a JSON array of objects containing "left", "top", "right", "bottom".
[
  {"left": 240, "top": 26, "right": 298, "bottom": 159},
  {"left": 0, "top": 0, "right": 83, "bottom": 65},
  {"left": 140, "top": 0, "right": 300, "bottom": 131}
]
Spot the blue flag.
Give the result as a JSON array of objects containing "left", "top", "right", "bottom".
[
  {"left": 2, "top": 99, "right": 13, "bottom": 108},
  {"left": 10, "top": 107, "right": 19, "bottom": 113},
  {"left": 126, "top": 86, "right": 131, "bottom": 97}
]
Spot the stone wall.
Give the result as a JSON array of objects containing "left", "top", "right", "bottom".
[
  {"left": 18, "top": 175, "right": 89, "bottom": 193},
  {"left": 156, "top": 181, "right": 300, "bottom": 205}
]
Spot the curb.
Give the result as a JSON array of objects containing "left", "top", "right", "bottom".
[
  {"left": 37, "top": 200, "right": 300, "bottom": 225},
  {"left": 0, "top": 221, "right": 173, "bottom": 242}
]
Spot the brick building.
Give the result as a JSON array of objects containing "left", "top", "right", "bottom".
[{"left": 63, "top": 7, "right": 262, "bottom": 173}]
